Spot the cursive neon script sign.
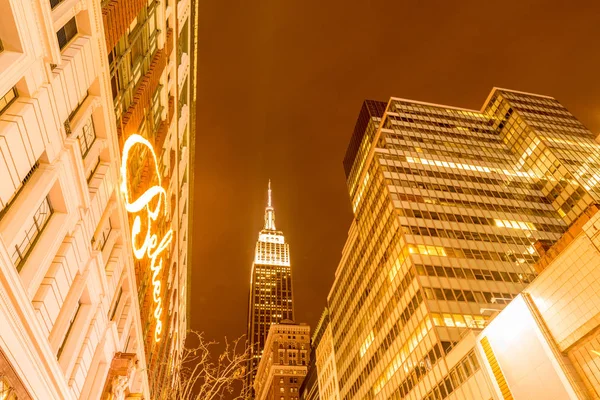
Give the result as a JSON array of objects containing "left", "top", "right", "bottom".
[{"left": 120, "top": 134, "right": 173, "bottom": 343}]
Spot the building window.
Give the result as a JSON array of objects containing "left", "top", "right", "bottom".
[
  {"left": 78, "top": 116, "right": 96, "bottom": 157},
  {"left": 151, "top": 85, "right": 162, "bottom": 135},
  {"left": 0, "top": 87, "right": 18, "bottom": 115},
  {"left": 49, "top": 0, "right": 66, "bottom": 9},
  {"left": 57, "top": 301, "right": 82, "bottom": 359},
  {"left": 11, "top": 196, "right": 53, "bottom": 270},
  {"left": 56, "top": 17, "right": 77, "bottom": 50}
]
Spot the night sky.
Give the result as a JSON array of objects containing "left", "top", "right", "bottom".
[{"left": 191, "top": 0, "right": 600, "bottom": 348}]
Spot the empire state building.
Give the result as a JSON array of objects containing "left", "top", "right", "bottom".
[{"left": 246, "top": 181, "right": 295, "bottom": 391}]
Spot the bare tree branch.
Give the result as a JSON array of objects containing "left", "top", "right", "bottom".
[{"left": 148, "top": 330, "right": 253, "bottom": 400}]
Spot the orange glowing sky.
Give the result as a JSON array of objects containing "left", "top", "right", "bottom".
[{"left": 191, "top": 0, "right": 600, "bottom": 347}]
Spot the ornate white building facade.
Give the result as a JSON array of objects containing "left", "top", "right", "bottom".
[{"left": 0, "top": 0, "right": 197, "bottom": 398}]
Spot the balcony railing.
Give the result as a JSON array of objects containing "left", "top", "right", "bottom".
[
  {"left": 12, "top": 196, "right": 53, "bottom": 271},
  {"left": 0, "top": 87, "right": 18, "bottom": 116},
  {"left": 0, "top": 161, "right": 39, "bottom": 220},
  {"left": 57, "top": 301, "right": 82, "bottom": 359},
  {"left": 96, "top": 220, "right": 113, "bottom": 251},
  {"left": 78, "top": 117, "right": 97, "bottom": 158},
  {"left": 87, "top": 157, "right": 101, "bottom": 184},
  {"left": 64, "top": 93, "right": 90, "bottom": 136}
]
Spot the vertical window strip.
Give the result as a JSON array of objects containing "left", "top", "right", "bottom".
[{"left": 480, "top": 336, "right": 513, "bottom": 400}]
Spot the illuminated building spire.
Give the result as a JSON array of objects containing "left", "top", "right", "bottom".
[
  {"left": 247, "top": 180, "right": 293, "bottom": 395},
  {"left": 264, "top": 179, "right": 276, "bottom": 230}
]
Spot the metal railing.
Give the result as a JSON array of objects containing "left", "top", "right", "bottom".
[
  {"left": 79, "top": 117, "right": 97, "bottom": 158},
  {"left": 65, "top": 93, "right": 90, "bottom": 137},
  {"left": 0, "top": 87, "right": 18, "bottom": 115},
  {"left": 96, "top": 220, "right": 113, "bottom": 251},
  {"left": 109, "top": 287, "right": 123, "bottom": 321},
  {"left": 0, "top": 161, "right": 40, "bottom": 220},
  {"left": 12, "top": 196, "right": 53, "bottom": 271},
  {"left": 57, "top": 301, "right": 81, "bottom": 359},
  {"left": 87, "top": 157, "right": 101, "bottom": 184}
]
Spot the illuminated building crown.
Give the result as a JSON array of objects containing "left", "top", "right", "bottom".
[
  {"left": 264, "top": 179, "right": 276, "bottom": 231},
  {"left": 256, "top": 180, "right": 289, "bottom": 263}
]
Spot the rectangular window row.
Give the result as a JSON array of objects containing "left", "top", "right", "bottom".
[
  {"left": 385, "top": 162, "right": 542, "bottom": 191},
  {"left": 390, "top": 187, "right": 558, "bottom": 219},
  {"left": 388, "top": 141, "right": 511, "bottom": 166},
  {"left": 430, "top": 313, "right": 488, "bottom": 329},
  {"left": 384, "top": 120, "right": 501, "bottom": 144},
  {"left": 402, "top": 224, "right": 536, "bottom": 247},
  {"left": 387, "top": 130, "right": 511, "bottom": 155},
  {"left": 407, "top": 243, "right": 539, "bottom": 264},
  {"left": 423, "top": 286, "right": 514, "bottom": 305},
  {"left": 421, "top": 351, "right": 480, "bottom": 400},
  {"left": 415, "top": 263, "right": 535, "bottom": 285},
  {"left": 386, "top": 110, "right": 494, "bottom": 134},
  {"left": 389, "top": 175, "right": 551, "bottom": 206}
]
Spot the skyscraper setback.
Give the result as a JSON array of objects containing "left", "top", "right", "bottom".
[
  {"left": 247, "top": 181, "right": 295, "bottom": 393},
  {"left": 326, "top": 88, "right": 600, "bottom": 399}
]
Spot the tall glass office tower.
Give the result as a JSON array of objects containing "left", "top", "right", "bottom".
[
  {"left": 328, "top": 88, "right": 600, "bottom": 399},
  {"left": 247, "top": 181, "right": 295, "bottom": 395}
]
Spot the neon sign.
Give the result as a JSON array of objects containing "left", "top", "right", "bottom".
[{"left": 120, "top": 134, "right": 173, "bottom": 343}]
